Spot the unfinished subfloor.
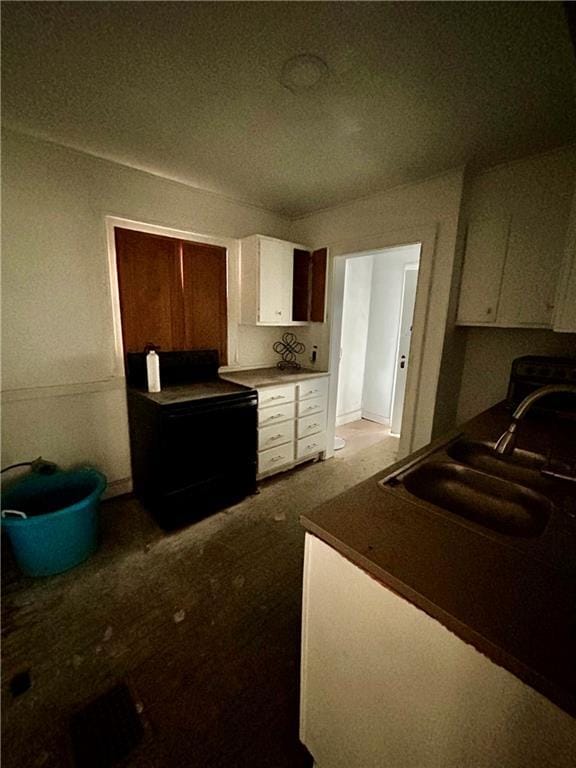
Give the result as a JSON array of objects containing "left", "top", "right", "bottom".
[{"left": 2, "top": 435, "right": 398, "bottom": 768}]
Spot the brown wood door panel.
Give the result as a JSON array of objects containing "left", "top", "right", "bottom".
[
  {"left": 115, "top": 228, "right": 184, "bottom": 353},
  {"left": 181, "top": 242, "right": 228, "bottom": 364},
  {"left": 292, "top": 248, "right": 311, "bottom": 322},
  {"left": 310, "top": 248, "right": 327, "bottom": 322}
]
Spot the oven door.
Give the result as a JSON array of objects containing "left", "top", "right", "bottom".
[{"left": 158, "top": 396, "right": 257, "bottom": 494}]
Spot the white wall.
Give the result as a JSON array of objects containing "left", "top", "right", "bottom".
[
  {"left": 336, "top": 256, "right": 373, "bottom": 424},
  {"left": 292, "top": 169, "right": 465, "bottom": 453},
  {"left": 301, "top": 535, "right": 576, "bottom": 768},
  {"left": 363, "top": 246, "right": 420, "bottom": 424},
  {"left": 455, "top": 147, "right": 576, "bottom": 423},
  {"left": 457, "top": 328, "right": 576, "bottom": 423},
  {"left": 1, "top": 130, "right": 292, "bottom": 490}
]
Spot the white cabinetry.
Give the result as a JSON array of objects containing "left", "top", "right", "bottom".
[
  {"left": 456, "top": 149, "right": 575, "bottom": 330},
  {"left": 256, "top": 376, "right": 328, "bottom": 478},
  {"left": 301, "top": 534, "right": 576, "bottom": 768},
  {"left": 240, "top": 235, "right": 301, "bottom": 325},
  {"left": 456, "top": 216, "right": 509, "bottom": 324},
  {"left": 457, "top": 213, "right": 561, "bottom": 328}
]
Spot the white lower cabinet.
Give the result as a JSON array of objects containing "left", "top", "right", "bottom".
[
  {"left": 258, "top": 442, "right": 295, "bottom": 475},
  {"left": 297, "top": 433, "right": 327, "bottom": 461},
  {"left": 257, "top": 376, "right": 329, "bottom": 478},
  {"left": 258, "top": 421, "right": 294, "bottom": 452},
  {"left": 301, "top": 535, "right": 576, "bottom": 768}
]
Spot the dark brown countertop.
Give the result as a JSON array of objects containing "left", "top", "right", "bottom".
[{"left": 301, "top": 403, "right": 576, "bottom": 716}]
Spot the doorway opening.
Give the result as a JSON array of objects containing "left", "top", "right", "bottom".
[{"left": 334, "top": 243, "right": 421, "bottom": 456}]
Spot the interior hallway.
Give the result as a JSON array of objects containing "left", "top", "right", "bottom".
[
  {"left": 1, "top": 436, "right": 399, "bottom": 768},
  {"left": 335, "top": 418, "right": 399, "bottom": 458}
]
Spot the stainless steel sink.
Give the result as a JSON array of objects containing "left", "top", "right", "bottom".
[
  {"left": 446, "top": 438, "right": 548, "bottom": 491},
  {"left": 402, "top": 461, "right": 551, "bottom": 537}
]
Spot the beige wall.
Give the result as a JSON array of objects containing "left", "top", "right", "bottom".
[
  {"left": 290, "top": 169, "right": 466, "bottom": 446},
  {"left": 457, "top": 328, "right": 576, "bottom": 423},
  {"left": 1, "top": 130, "right": 291, "bottom": 489}
]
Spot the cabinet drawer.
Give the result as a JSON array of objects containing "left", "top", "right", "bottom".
[
  {"left": 297, "top": 413, "right": 326, "bottom": 439},
  {"left": 258, "top": 421, "right": 294, "bottom": 451},
  {"left": 297, "top": 396, "right": 326, "bottom": 418},
  {"left": 258, "top": 402, "right": 295, "bottom": 427},
  {"left": 258, "top": 442, "right": 294, "bottom": 475},
  {"left": 298, "top": 378, "right": 328, "bottom": 401},
  {"left": 258, "top": 384, "right": 296, "bottom": 408},
  {"left": 296, "top": 433, "right": 327, "bottom": 460}
]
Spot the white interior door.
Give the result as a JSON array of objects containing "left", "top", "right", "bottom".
[{"left": 390, "top": 266, "right": 419, "bottom": 436}]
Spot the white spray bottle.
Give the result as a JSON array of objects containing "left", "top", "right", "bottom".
[{"left": 146, "top": 349, "right": 161, "bottom": 393}]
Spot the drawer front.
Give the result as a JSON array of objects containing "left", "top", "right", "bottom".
[
  {"left": 297, "top": 396, "right": 326, "bottom": 418},
  {"left": 258, "top": 442, "right": 294, "bottom": 475},
  {"left": 258, "top": 402, "right": 295, "bottom": 427},
  {"left": 297, "top": 412, "right": 326, "bottom": 439},
  {"left": 296, "top": 433, "right": 327, "bottom": 460},
  {"left": 258, "top": 421, "right": 294, "bottom": 452},
  {"left": 258, "top": 384, "right": 296, "bottom": 408},
  {"left": 298, "top": 378, "right": 329, "bottom": 401}
]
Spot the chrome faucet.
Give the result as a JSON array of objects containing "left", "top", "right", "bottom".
[{"left": 494, "top": 384, "right": 576, "bottom": 456}]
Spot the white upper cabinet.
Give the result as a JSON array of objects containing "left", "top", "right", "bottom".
[
  {"left": 240, "top": 234, "right": 327, "bottom": 326},
  {"left": 240, "top": 235, "right": 294, "bottom": 325},
  {"left": 456, "top": 147, "right": 576, "bottom": 330},
  {"left": 553, "top": 187, "right": 576, "bottom": 333},
  {"left": 457, "top": 216, "right": 509, "bottom": 324},
  {"left": 258, "top": 237, "right": 294, "bottom": 324}
]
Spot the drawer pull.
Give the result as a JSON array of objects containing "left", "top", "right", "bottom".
[
  {"left": 267, "top": 434, "right": 284, "bottom": 441},
  {"left": 306, "top": 444, "right": 317, "bottom": 451},
  {"left": 270, "top": 455, "right": 284, "bottom": 463},
  {"left": 268, "top": 395, "right": 285, "bottom": 401},
  {"left": 265, "top": 414, "right": 283, "bottom": 421},
  {"left": 307, "top": 423, "right": 320, "bottom": 429}
]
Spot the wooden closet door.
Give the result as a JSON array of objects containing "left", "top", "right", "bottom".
[
  {"left": 115, "top": 228, "right": 184, "bottom": 352},
  {"left": 181, "top": 242, "right": 228, "bottom": 364}
]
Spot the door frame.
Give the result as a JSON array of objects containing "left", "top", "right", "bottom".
[
  {"left": 389, "top": 262, "right": 420, "bottom": 437},
  {"left": 325, "top": 225, "right": 438, "bottom": 460},
  {"left": 105, "top": 216, "right": 238, "bottom": 377}
]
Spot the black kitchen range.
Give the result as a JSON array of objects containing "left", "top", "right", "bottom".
[{"left": 126, "top": 349, "right": 257, "bottom": 529}]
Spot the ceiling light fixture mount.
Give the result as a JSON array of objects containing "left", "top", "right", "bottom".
[{"left": 280, "top": 53, "right": 329, "bottom": 93}]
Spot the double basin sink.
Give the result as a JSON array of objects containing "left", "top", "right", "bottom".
[{"left": 381, "top": 437, "right": 558, "bottom": 537}]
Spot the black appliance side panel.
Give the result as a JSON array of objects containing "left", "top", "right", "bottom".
[{"left": 126, "top": 392, "right": 162, "bottom": 502}]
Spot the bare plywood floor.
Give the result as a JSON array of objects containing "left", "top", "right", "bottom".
[{"left": 2, "top": 437, "right": 398, "bottom": 768}]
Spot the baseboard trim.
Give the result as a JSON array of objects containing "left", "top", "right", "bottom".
[
  {"left": 336, "top": 410, "right": 362, "bottom": 426},
  {"left": 103, "top": 477, "right": 132, "bottom": 499},
  {"left": 362, "top": 411, "right": 390, "bottom": 426}
]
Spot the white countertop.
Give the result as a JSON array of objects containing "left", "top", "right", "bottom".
[{"left": 219, "top": 366, "right": 329, "bottom": 388}]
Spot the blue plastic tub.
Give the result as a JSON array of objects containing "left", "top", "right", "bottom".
[{"left": 1, "top": 468, "right": 107, "bottom": 577}]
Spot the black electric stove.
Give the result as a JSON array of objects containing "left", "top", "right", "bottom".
[{"left": 126, "top": 350, "right": 257, "bottom": 529}]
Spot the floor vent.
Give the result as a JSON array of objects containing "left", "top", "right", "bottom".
[{"left": 70, "top": 682, "right": 144, "bottom": 767}]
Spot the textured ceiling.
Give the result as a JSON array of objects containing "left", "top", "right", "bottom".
[{"left": 2, "top": 2, "right": 575, "bottom": 217}]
